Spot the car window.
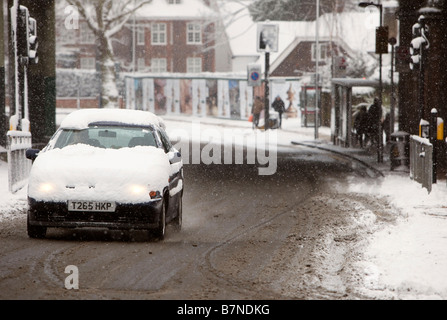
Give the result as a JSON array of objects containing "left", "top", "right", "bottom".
[
  {"left": 157, "top": 128, "right": 173, "bottom": 153},
  {"left": 53, "top": 126, "right": 158, "bottom": 150}
]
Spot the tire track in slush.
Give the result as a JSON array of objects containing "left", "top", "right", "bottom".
[{"left": 198, "top": 145, "right": 384, "bottom": 299}]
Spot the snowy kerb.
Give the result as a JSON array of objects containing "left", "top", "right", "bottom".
[{"left": 347, "top": 176, "right": 447, "bottom": 300}]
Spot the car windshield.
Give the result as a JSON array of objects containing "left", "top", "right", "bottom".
[{"left": 53, "top": 125, "right": 158, "bottom": 150}]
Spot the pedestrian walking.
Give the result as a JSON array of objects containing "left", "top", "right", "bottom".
[
  {"left": 272, "top": 95, "right": 286, "bottom": 128},
  {"left": 367, "top": 98, "right": 382, "bottom": 146},
  {"left": 382, "top": 112, "right": 391, "bottom": 144},
  {"left": 252, "top": 96, "right": 264, "bottom": 129},
  {"left": 354, "top": 105, "right": 368, "bottom": 148}
]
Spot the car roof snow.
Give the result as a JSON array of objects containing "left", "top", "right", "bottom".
[{"left": 60, "top": 108, "right": 165, "bottom": 130}]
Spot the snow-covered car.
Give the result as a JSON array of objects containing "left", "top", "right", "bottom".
[{"left": 25, "top": 108, "right": 183, "bottom": 240}]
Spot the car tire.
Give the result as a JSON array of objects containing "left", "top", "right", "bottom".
[
  {"left": 27, "top": 215, "right": 47, "bottom": 239},
  {"left": 172, "top": 195, "right": 182, "bottom": 231},
  {"left": 153, "top": 198, "right": 166, "bottom": 240}
]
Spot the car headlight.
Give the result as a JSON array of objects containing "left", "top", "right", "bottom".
[
  {"left": 38, "top": 183, "right": 54, "bottom": 193},
  {"left": 129, "top": 185, "right": 161, "bottom": 200},
  {"left": 130, "top": 185, "right": 146, "bottom": 195}
]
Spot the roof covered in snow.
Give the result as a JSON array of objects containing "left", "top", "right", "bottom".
[
  {"left": 136, "top": 0, "right": 217, "bottom": 20},
  {"left": 217, "top": 0, "right": 381, "bottom": 63}
]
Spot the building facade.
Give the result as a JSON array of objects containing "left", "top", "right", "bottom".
[{"left": 56, "top": 0, "right": 228, "bottom": 74}]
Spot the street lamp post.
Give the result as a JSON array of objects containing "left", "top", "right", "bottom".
[
  {"left": 389, "top": 37, "right": 397, "bottom": 136},
  {"left": 315, "top": 0, "right": 320, "bottom": 140},
  {"left": 359, "top": 1, "right": 384, "bottom": 163}
]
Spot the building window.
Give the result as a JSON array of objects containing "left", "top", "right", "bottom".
[
  {"left": 151, "top": 58, "right": 167, "bottom": 73},
  {"left": 311, "top": 43, "right": 328, "bottom": 61},
  {"left": 80, "top": 22, "right": 95, "bottom": 44},
  {"left": 187, "top": 57, "right": 202, "bottom": 73},
  {"left": 137, "top": 26, "right": 145, "bottom": 45},
  {"left": 80, "top": 57, "right": 95, "bottom": 69},
  {"left": 168, "top": 0, "right": 182, "bottom": 3},
  {"left": 137, "top": 58, "right": 146, "bottom": 71},
  {"left": 187, "top": 23, "right": 202, "bottom": 44},
  {"left": 152, "top": 23, "right": 167, "bottom": 45}
]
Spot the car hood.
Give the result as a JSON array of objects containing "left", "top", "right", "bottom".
[{"left": 28, "top": 144, "right": 171, "bottom": 203}]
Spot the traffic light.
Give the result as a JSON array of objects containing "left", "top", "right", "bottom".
[
  {"left": 15, "top": 6, "right": 38, "bottom": 64},
  {"left": 16, "top": 6, "right": 30, "bottom": 59},
  {"left": 376, "top": 26, "right": 389, "bottom": 54},
  {"left": 409, "top": 16, "right": 429, "bottom": 71},
  {"left": 28, "top": 17, "right": 38, "bottom": 64}
]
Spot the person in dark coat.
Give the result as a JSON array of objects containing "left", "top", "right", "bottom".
[
  {"left": 272, "top": 95, "right": 286, "bottom": 128},
  {"left": 354, "top": 105, "right": 368, "bottom": 148},
  {"left": 367, "top": 98, "right": 382, "bottom": 146},
  {"left": 382, "top": 112, "right": 391, "bottom": 144}
]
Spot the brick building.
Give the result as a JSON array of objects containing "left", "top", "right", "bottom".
[{"left": 56, "top": 0, "right": 231, "bottom": 74}]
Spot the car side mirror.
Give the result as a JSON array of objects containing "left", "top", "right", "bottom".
[
  {"left": 168, "top": 151, "right": 182, "bottom": 164},
  {"left": 26, "top": 148, "right": 40, "bottom": 161}
]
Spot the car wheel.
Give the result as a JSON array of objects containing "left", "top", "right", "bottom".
[
  {"left": 27, "top": 215, "right": 47, "bottom": 239},
  {"left": 153, "top": 198, "right": 166, "bottom": 240},
  {"left": 172, "top": 195, "right": 182, "bottom": 231}
]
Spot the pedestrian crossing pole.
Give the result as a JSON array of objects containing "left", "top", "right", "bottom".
[
  {"left": 0, "top": 1, "right": 7, "bottom": 146},
  {"left": 315, "top": 0, "right": 320, "bottom": 140},
  {"left": 264, "top": 52, "right": 270, "bottom": 130},
  {"left": 257, "top": 22, "right": 278, "bottom": 131}
]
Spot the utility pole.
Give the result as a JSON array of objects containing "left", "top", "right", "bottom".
[
  {"left": 0, "top": 1, "right": 7, "bottom": 146},
  {"left": 359, "top": 1, "right": 386, "bottom": 163},
  {"left": 10, "top": 0, "right": 23, "bottom": 131},
  {"left": 314, "top": 0, "right": 319, "bottom": 140},
  {"left": 389, "top": 37, "right": 396, "bottom": 135},
  {"left": 264, "top": 52, "right": 270, "bottom": 130},
  {"left": 257, "top": 22, "right": 278, "bottom": 131}
]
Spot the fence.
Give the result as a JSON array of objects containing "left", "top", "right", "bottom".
[
  {"left": 7, "top": 130, "right": 32, "bottom": 193},
  {"left": 410, "top": 135, "right": 433, "bottom": 193}
]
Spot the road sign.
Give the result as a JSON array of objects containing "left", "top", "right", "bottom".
[
  {"left": 247, "top": 64, "right": 262, "bottom": 87},
  {"left": 257, "top": 23, "right": 278, "bottom": 53}
]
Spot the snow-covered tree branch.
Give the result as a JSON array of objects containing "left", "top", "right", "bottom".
[
  {"left": 65, "top": 0, "right": 152, "bottom": 108},
  {"left": 248, "top": 0, "right": 356, "bottom": 21}
]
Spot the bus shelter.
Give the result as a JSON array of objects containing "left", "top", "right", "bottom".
[{"left": 331, "top": 78, "right": 379, "bottom": 147}]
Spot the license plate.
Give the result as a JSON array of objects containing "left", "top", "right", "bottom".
[{"left": 68, "top": 201, "right": 116, "bottom": 212}]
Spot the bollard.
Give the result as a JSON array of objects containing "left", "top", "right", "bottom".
[
  {"left": 430, "top": 109, "right": 437, "bottom": 183},
  {"left": 390, "top": 131, "right": 410, "bottom": 171}
]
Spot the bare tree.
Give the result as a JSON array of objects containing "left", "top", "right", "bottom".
[
  {"left": 248, "top": 0, "right": 356, "bottom": 21},
  {"left": 65, "top": 0, "right": 151, "bottom": 108}
]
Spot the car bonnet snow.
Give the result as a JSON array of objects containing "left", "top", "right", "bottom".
[{"left": 28, "top": 144, "right": 172, "bottom": 203}]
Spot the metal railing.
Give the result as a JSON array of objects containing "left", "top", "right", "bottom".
[
  {"left": 7, "top": 130, "right": 32, "bottom": 193},
  {"left": 410, "top": 135, "right": 433, "bottom": 193}
]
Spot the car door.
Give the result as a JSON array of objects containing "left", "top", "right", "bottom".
[{"left": 157, "top": 127, "right": 183, "bottom": 217}]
